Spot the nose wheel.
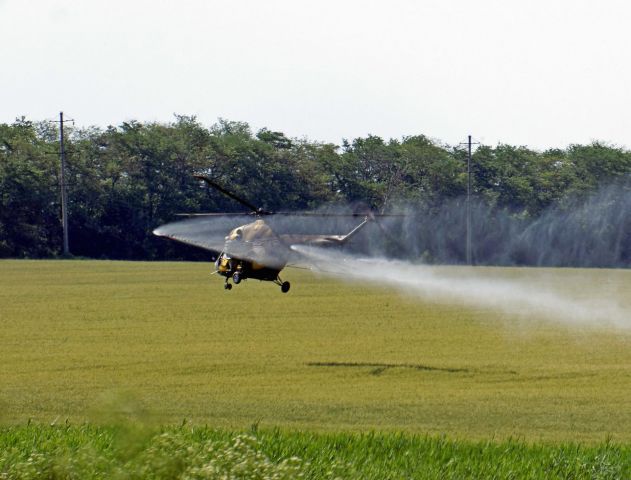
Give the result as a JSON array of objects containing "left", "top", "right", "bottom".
[{"left": 224, "top": 272, "right": 242, "bottom": 291}]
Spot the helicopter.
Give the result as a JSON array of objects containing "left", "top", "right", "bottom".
[{"left": 153, "top": 175, "right": 395, "bottom": 292}]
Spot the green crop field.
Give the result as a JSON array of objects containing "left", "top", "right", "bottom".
[
  {"left": 2, "top": 260, "right": 631, "bottom": 440},
  {"left": 2, "top": 425, "right": 630, "bottom": 479},
  {"left": 2, "top": 259, "right": 631, "bottom": 478}
]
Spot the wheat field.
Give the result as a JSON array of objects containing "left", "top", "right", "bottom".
[{"left": 1, "top": 259, "right": 631, "bottom": 442}]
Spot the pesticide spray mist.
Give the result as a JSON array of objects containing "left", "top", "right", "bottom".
[
  {"left": 154, "top": 182, "right": 631, "bottom": 331},
  {"left": 292, "top": 245, "right": 631, "bottom": 331},
  {"left": 290, "top": 183, "right": 631, "bottom": 331}
]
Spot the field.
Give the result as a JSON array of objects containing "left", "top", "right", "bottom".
[
  {"left": 2, "top": 259, "right": 631, "bottom": 439},
  {"left": 2, "top": 259, "right": 631, "bottom": 477}
]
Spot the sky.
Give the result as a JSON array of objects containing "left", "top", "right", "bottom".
[{"left": 1, "top": 0, "right": 630, "bottom": 149}]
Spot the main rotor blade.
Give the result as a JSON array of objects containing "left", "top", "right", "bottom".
[
  {"left": 194, "top": 175, "right": 263, "bottom": 213},
  {"left": 175, "top": 213, "right": 256, "bottom": 217},
  {"left": 153, "top": 216, "right": 293, "bottom": 267},
  {"left": 176, "top": 210, "right": 406, "bottom": 218},
  {"left": 265, "top": 212, "right": 407, "bottom": 218}
]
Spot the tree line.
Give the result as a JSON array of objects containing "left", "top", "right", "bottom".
[{"left": 2, "top": 115, "right": 631, "bottom": 265}]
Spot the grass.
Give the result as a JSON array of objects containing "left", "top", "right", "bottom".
[
  {"left": 1, "top": 424, "right": 630, "bottom": 479},
  {"left": 1, "top": 260, "right": 631, "bottom": 442}
]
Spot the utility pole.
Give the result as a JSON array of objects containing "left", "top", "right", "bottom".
[
  {"left": 466, "top": 135, "right": 472, "bottom": 266},
  {"left": 51, "top": 112, "right": 74, "bottom": 256},
  {"left": 460, "top": 135, "right": 479, "bottom": 266}
]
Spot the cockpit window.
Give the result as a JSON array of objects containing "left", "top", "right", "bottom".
[{"left": 227, "top": 226, "right": 246, "bottom": 242}]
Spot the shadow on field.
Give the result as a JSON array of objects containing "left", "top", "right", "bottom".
[{"left": 306, "top": 361, "right": 469, "bottom": 376}]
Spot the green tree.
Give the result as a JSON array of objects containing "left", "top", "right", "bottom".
[{"left": 0, "top": 119, "right": 60, "bottom": 257}]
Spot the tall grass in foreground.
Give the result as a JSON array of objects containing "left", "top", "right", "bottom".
[{"left": 1, "top": 425, "right": 629, "bottom": 479}]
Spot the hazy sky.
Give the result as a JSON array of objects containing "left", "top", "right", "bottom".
[{"left": 2, "top": 0, "right": 630, "bottom": 149}]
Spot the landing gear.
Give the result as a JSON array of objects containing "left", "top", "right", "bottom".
[
  {"left": 225, "top": 271, "right": 242, "bottom": 290},
  {"left": 274, "top": 276, "right": 291, "bottom": 293}
]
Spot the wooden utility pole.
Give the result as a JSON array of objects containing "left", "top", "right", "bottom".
[
  {"left": 460, "top": 135, "right": 479, "bottom": 265},
  {"left": 51, "top": 112, "right": 74, "bottom": 256},
  {"left": 466, "top": 135, "right": 472, "bottom": 265}
]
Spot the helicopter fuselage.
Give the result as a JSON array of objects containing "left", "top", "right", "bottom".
[
  {"left": 212, "top": 216, "right": 369, "bottom": 292},
  {"left": 215, "top": 219, "right": 292, "bottom": 291}
]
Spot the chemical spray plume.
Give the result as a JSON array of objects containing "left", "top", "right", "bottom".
[
  {"left": 393, "top": 181, "right": 631, "bottom": 267},
  {"left": 292, "top": 245, "right": 631, "bottom": 332}
]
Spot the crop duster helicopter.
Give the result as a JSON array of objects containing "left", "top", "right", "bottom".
[{"left": 153, "top": 175, "right": 398, "bottom": 293}]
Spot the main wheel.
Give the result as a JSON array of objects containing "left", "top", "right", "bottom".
[
  {"left": 232, "top": 272, "right": 241, "bottom": 284},
  {"left": 281, "top": 281, "right": 290, "bottom": 293},
  {"left": 224, "top": 283, "right": 232, "bottom": 290}
]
